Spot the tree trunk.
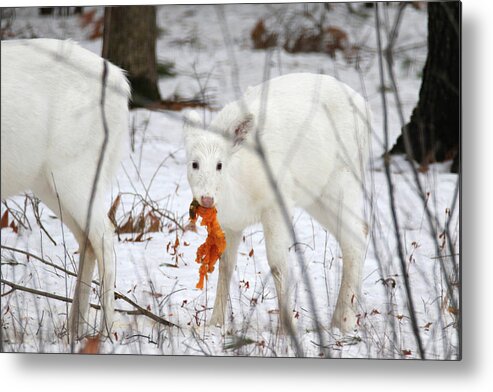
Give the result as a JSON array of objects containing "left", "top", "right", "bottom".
[
  {"left": 102, "top": 6, "right": 161, "bottom": 106},
  {"left": 389, "top": 2, "right": 460, "bottom": 173}
]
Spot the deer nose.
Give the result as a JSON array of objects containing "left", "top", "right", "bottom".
[{"left": 200, "top": 196, "right": 214, "bottom": 208}]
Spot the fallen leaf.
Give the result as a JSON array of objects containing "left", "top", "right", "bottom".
[
  {"left": 107, "top": 194, "right": 121, "bottom": 227},
  {"left": 0, "top": 210, "right": 9, "bottom": 229},
  {"left": 79, "top": 335, "right": 101, "bottom": 354},
  {"left": 9, "top": 219, "right": 18, "bottom": 233},
  {"left": 448, "top": 306, "right": 459, "bottom": 315}
]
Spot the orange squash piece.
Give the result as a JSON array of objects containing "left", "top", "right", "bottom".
[{"left": 189, "top": 200, "right": 226, "bottom": 289}]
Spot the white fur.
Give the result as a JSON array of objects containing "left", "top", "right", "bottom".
[
  {"left": 1, "top": 39, "right": 130, "bottom": 338},
  {"left": 184, "top": 73, "right": 370, "bottom": 333}
]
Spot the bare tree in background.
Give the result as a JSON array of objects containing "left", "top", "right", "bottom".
[
  {"left": 389, "top": 2, "right": 460, "bottom": 173},
  {"left": 102, "top": 5, "right": 161, "bottom": 106}
]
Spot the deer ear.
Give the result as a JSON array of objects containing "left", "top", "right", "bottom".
[{"left": 232, "top": 113, "right": 254, "bottom": 147}]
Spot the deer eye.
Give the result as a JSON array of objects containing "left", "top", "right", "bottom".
[
  {"left": 216, "top": 162, "right": 222, "bottom": 171},
  {"left": 192, "top": 161, "right": 199, "bottom": 170}
]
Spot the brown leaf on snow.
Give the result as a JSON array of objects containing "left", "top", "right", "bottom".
[
  {"left": 9, "top": 220, "right": 18, "bottom": 233},
  {"left": 79, "top": 335, "right": 101, "bottom": 354},
  {"left": 107, "top": 194, "right": 121, "bottom": 227},
  {"left": 170, "top": 237, "right": 180, "bottom": 256},
  {"left": 251, "top": 19, "right": 278, "bottom": 49},
  {"left": 117, "top": 215, "right": 135, "bottom": 234},
  {"left": 133, "top": 232, "right": 145, "bottom": 242},
  {"left": 80, "top": 9, "right": 97, "bottom": 28},
  {"left": 1, "top": 210, "right": 9, "bottom": 229},
  {"left": 0, "top": 210, "right": 18, "bottom": 233},
  {"left": 144, "top": 290, "right": 163, "bottom": 299},
  {"left": 146, "top": 211, "right": 161, "bottom": 233},
  {"left": 448, "top": 306, "right": 459, "bottom": 315}
]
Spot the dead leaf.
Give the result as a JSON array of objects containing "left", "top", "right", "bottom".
[
  {"left": 170, "top": 237, "right": 180, "bottom": 256},
  {"left": 251, "top": 19, "right": 278, "bottom": 49},
  {"left": 146, "top": 211, "right": 161, "bottom": 232},
  {"left": 1, "top": 210, "right": 9, "bottom": 229},
  {"left": 117, "top": 215, "right": 135, "bottom": 234},
  {"left": 80, "top": 9, "right": 97, "bottom": 28},
  {"left": 160, "top": 262, "right": 179, "bottom": 268},
  {"left": 107, "top": 194, "right": 121, "bottom": 227},
  {"left": 79, "top": 335, "right": 101, "bottom": 354},
  {"left": 133, "top": 232, "right": 144, "bottom": 242},
  {"left": 144, "top": 290, "right": 163, "bottom": 298},
  {"left": 448, "top": 306, "right": 459, "bottom": 315},
  {"left": 9, "top": 220, "right": 18, "bottom": 233}
]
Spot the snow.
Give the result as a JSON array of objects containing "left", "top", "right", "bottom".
[{"left": 1, "top": 3, "right": 459, "bottom": 359}]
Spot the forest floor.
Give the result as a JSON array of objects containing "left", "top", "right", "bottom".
[{"left": 1, "top": 3, "right": 459, "bottom": 358}]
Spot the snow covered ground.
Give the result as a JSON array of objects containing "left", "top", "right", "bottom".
[{"left": 0, "top": 3, "right": 459, "bottom": 358}]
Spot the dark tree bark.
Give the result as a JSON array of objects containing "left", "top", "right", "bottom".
[
  {"left": 389, "top": 2, "right": 460, "bottom": 173},
  {"left": 102, "top": 6, "right": 161, "bottom": 106},
  {"left": 39, "top": 7, "right": 83, "bottom": 16}
]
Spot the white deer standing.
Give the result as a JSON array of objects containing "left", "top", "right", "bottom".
[
  {"left": 184, "top": 73, "right": 370, "bottom": 332},
  {"left": 1, "top": 39, "right": 130, "bottom": 339}
]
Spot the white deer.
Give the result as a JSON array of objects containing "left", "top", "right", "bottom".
[
  {"left": 184, "top": 73, "right": 370, "bottom": 333},
  {"left": 1, "top": 39, "right": 130, "bottom": 339}
]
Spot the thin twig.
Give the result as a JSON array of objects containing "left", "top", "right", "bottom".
[
  {"left": 2, "top": 200, "right": 31, "bottom": 231},
  {"left": 1, "top": 278, "right": 179, "bottom": 328},
  {"left": 28, "top": 196, "right": 58, "bottom": 246},
  {"left": 113, "top": 291, "right": 178, "bottom": 328},
  {"left": 383, "top": 2, "right": 459, "bottom": 323},
  {"left": 2, "top": 279, "right": 74, "bottom": 303},
  {"left": 119, "top": 190, "right": 185, "bottom": 232},
  {"left": 375, "top": 3, "right": 424, "bottom": 359},
  {"left": 72, "top": 60, "right": 111, "bottom": 344},
  {"left": 1, "top": 245, "right": 75, "bottom": 277},
  {"left": 216, "top": 6, "right": 310, "bottom": 358},
  {"left": 1, "top": 245, "right": 180, "bottom": 328}
]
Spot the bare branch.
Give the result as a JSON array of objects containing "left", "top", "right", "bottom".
[
  {"left": 375, "top": 3, "right": 424, "bottom": 359},
  {"left": 1, "top": 279, "right": 178, "bottom": 329}
]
